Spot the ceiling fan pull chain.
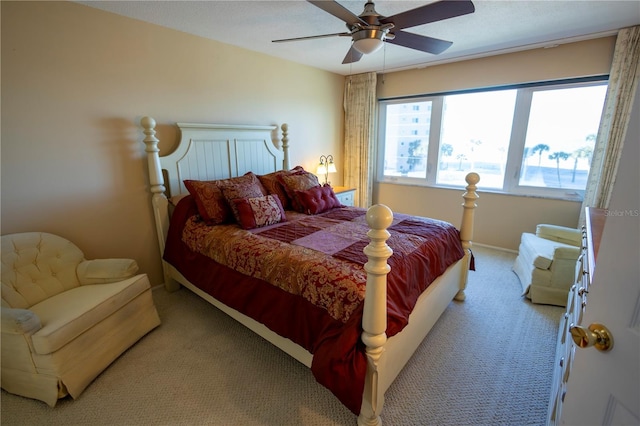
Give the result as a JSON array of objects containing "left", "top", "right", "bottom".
[
  {"left": 381, "top": 42, "right": 386, "bottom": 84},
  {"left": 349, "top": 53, "right": 353, "bottom": 83}
]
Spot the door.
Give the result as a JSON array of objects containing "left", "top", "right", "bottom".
[{"left": 560, "top": 88, "right": 640, "bottom": 425}]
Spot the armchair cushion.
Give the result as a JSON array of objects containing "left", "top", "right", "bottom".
[
  {"left": 521, "top": 233, "right": 581, "bottom": 270},
  {"left": 29, "top": 275, "right": 150, "bottom": 355},
  {"left": 536, "top": 224, "right": 582, "bottom": 246},
  {"left": 77, "top": 259, "right": 138, "bottom": 285}
]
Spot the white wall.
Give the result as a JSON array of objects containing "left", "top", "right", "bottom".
[{"left": 1, "top": 1, "right": 345, "bottom": 286}]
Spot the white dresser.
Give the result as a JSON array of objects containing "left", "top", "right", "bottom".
[{"left": 547, "top": 207, "right": 606, "bottom": 425}]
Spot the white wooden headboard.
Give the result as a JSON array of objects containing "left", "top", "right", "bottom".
[
  {"left": 140, "top": 117, "right": 290, "bottom": 259},
  {"left": 159, "top": 121, "right": 289, "bottom": 198}
]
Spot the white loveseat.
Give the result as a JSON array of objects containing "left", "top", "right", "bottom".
[
  {"left": 513, "top": 224, "right": 582, "bottom": 307},
  {"left": 1, "top": 232, "right": 161, "bottom": 406}
]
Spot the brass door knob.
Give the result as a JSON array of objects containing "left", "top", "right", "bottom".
[{"left": 570, "top": 323, "right": 614, "bottom": 352}]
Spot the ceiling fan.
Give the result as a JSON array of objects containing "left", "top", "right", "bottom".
[{"left": 272, "top": 0, "right": 475, "bottom": 64}]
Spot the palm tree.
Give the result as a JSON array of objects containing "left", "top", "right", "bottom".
[
  {"left": 456, "top": 153, "right": 467, "bottom": 171},
  {"left": 571, "top": 146, "right": 593, "bottom": 183},
  {"left": 549, "top": 151, "right": 571, "bottom": 187},
  {"left": 440, "top": 143, "right": 453, "bottom": 170},
  {"left": 407, "top": 140, "right": 426, "bottom": 172},
  {"left": 532, "top": 143, "right": 550, "bottom": 167},
  {"left": 584, "top": 133, "right": 597, "bottom": 166},
  {"left": 467, "top": 139, "right": 482, "bottom": 170}
]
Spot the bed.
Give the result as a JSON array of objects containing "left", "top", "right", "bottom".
[{"left": 140, "top": 116, "right": 480, "bottom": 426}]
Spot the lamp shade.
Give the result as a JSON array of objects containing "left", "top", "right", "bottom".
[{"left": 352, "top": 28, "right": 387, "bottom": 55}]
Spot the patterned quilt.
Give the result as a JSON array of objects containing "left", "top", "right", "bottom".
[{"left": 182, "top": 207, "right": 462, "bottom": 324}]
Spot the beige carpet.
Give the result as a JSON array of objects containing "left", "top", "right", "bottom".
[{"left": 1, "top": 246, "right": 563, "bottom": 425}]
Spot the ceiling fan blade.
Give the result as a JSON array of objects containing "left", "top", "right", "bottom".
[
  {"left": 307, "top": 0, "right": 368, "bottom": 26},
  {"left": 272, "top": 32, "right": 350, "bottom": 43},
  {"left": 386, "top": 31, "right": 453, "bottom": 55},
  {"left": 380, "top": 0, "right": 475, "bottom": 30},
  {"left": 342, "top": 46, "right": 363, "bottom": 64}
]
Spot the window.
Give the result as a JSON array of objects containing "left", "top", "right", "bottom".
[
  {"left": 378, "top": 79, "right": 608, "bottom": 200},
  {"left": 437, "top": 90, "right": 516, "bottom": 189}
]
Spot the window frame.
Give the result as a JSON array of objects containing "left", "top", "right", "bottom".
[{"left": 377, "top": 76, "right": 609, "bottom": 201}]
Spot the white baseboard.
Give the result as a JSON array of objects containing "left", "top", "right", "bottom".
[{"left": 472, "top": 242, "right": 518, "bottom": 254}]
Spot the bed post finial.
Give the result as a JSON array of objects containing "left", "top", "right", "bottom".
[
  {"left": 281, "top": 123, "right": 290, "bottom": 170},
  {"left": 359, "top": 204, "right": 393, "bottom": 426},
  {"left": 141, "top": 116, "right": 166, "bottom": 197},
  {"left": 141, "top": 116, "right": 156, "bottom": 134},
  {"left": 456, "top": 172, "right": 480, "bottom": 301}
]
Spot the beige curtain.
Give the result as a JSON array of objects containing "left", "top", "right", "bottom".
[
  {"left": 343, "top": 72, "right": 377, "bottom": 207},
  {"left": 580, "top": 26, "right": 640, "bottom": 225}
]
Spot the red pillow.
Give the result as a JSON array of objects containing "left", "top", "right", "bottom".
[
  {"left": 257, "top": 166, "right": 304, "bottom": 211},
  {"left": 184, "top": 172, "right": 266, "bottom": 225},
  {"left": 295, "top": 185, "right": 344, "bottom": 215},
  {"left": 278, "top": 170, "right": 321, "bottom": 212},
  {"left": 233, "top": 195, "right": 287, "bottom": 230},
  {"left": 219, "top": 173, "right": 267, "bottom": 222},
  {"left": 183, "top": 179, "right": 228, "bottom": 224}
]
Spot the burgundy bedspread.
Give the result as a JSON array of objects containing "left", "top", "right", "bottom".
[{"left": 164, "top": 195, "right": 465, "bottom": 414}]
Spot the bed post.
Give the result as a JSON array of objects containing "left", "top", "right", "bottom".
[
  {"left": 281, "top": 123, "right": 290, "bottom": 170},
  {"left": 359, "top": 204, "right": 394, "bottom": 426},
  {"left": 455, "top": 172, "right": 480, "bottom": 301},
  {"left": 140, "top": 116, "right": 176, "bottom": 291}
]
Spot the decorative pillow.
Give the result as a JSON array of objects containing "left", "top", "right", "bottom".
[
  {"left": 278, "top": 171, "right": 321, "bottom": 212},
  {"left": 257, "top": 166, "right": 304, "bottom": 211},
  {"left": 233, "top": 195, "right": 286, "bottom": 230},
  {"left": 184, "top": 172, "right": 266, "bottom": 225},
  {"left": 295, "top": 185, "right": 344, "bottom": 215},
  {"left": 219, "top": 172, "right": 267, "bottom": 222},
  {"left": 183, "top": 180, "right": 228, "bottom": 224}
]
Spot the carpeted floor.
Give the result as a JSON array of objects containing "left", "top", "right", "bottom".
[{"left": 1, "top": 245, "right": 563, "bottom": 425}]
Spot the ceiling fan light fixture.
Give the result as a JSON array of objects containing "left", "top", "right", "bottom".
[
  {"left": 353, "top": 37, "right": 384, "bottom": 54},
  {"left": 275, "top": 0, "right": 474, "bottom": 64},
  {"left": 352, "top": 29, "right": 385, "bottom": 54}
]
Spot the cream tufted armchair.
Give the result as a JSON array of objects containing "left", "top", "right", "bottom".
[
  {"left": 513, "top": 224, "right": 582, "bottom": 307},
  {"left": 1, "top": 232, "right": 161, "bottom": 406}
]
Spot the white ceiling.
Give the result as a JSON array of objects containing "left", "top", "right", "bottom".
[{"left": 78, "top": 0, "right": 640, "bottom": 76}]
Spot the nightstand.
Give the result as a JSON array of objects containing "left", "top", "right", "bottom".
[{"left": 332, "top": 186, "right": 356, "bottom": 207}]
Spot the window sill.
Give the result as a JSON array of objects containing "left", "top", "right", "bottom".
[{"left": 376, "top": 179, "right": 584, "bottom": 203}]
